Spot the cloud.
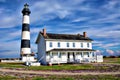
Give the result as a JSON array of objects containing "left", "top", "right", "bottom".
[
  {"left": 95, "top": 50, "right": 102, "bottom": 55},
  {"left": 0, "top": 0, "right": 120, "bottom": 58},
  {"left": 0, "top": 7, "right": 21, "bottom": 28},
  {"left": 106, "top": 49, "right": 115, "bottom": 55},
  {"left": 0, "top": 0, "right": 6, "bottom": 2},
  {"left": 72, "top": 17, "right": 90, "bottom": 22},
  {"left": 102, "top": 0, "right": 120, "bottom": 10},
  {"left": 116, "top": 50, "right": 120, "bottom": 56}
]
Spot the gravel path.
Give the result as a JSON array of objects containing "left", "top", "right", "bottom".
[{"left": 0, "top": 68, "right": 120, "bottom": 76}]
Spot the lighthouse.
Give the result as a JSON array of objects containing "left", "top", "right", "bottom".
[{"left": 21, "top": 3, "right": 34, "bottom": 62}]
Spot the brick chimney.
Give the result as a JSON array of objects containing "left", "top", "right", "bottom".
[
  {"left": 83, "top": 32, "right": 87, "bottom": 37},
  {"left": 43, "top": 28, "right": 46, "bottom": 37}
]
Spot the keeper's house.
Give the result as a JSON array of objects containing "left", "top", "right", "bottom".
[{"left": 36, "top": 29, "right": 103, "bottom": 65}]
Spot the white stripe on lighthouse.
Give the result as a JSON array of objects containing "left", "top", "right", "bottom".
[
  {"left": 23, "top": 15, "right": 30, "bottom": 24},
  {"left": 22, "top": 31, "right": 30, "bottom": 40},
  {"left": 21, "top": 48, "right": 31, "bottom": 54}
]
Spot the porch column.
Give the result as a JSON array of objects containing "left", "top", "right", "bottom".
[
  {"left": 57, "top": 51, "right": 60, "bottom": 65},
  {"left": 89, "top": 52, "right": 91, "bottom": 62},
  {"left": 50, "top": 52, "right": 53, "bottom": 61},
  {"left": 49, "top": 52, "right": 53, "bottom": 66}
]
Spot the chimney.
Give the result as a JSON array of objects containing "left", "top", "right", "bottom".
[
  {"left": 43, "top": 28, "right": 46, "bottom": 37},
  {"left": 83, "top": 32, "right": 87, "bottom": 37}
]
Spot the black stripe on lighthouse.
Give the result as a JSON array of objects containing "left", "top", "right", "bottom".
[
  {"left": 21, "top": 3, "right": 31, "bottom": 55},
  {"left": 22, "top": 24, "right": 30, "bottom": 31},
  {"left": 21, "top": 40, "right": 30, "bottom": 48}
]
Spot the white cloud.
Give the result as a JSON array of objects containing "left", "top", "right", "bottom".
[
  {"left": 0, "top": 11, "right": 21, "bottom": 28},
  {"left": 0, "top": 0, "right": 6, "bottom": 2},
  {"left": 95, "top": 50, "right": 102, "bottom": 55},
  {"left": 106, "top": 49, "right": 115, "bottom": 55},
  {"left": 102, "top": 0, "right": 119, "bottom": 10},
  {"left": 0, "top": 0, "right": 120, "bottom": 58},
  {"left": 72, "top": 17, "right": 90, "bottom": 22},
  {"left": 116, "top": 50, "right": 120, "bottom": 55}
]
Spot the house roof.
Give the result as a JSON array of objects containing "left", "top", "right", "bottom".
[
  {"left": 36, "top": 32, "right": 93, "bottom": 43},
  {"left": 47, "top": 48, "right": 96, "bottom": 52}
]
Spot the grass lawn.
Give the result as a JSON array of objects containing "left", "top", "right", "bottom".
[
  {"left": 0, "top": 62, "right": 95, "bottom": 70},
  {"left": 0, "top": 62, "right": 25, "bottom": 68},
  {"left": 0, "top": 74, "right": 120, "bottom": 80},
  {"left": 0, "top": 58, "right": 120, "bottom": 71},
  {"left": 0, "top": 75, "right": 17, "bottom": 80},
  {"left": 103, "top": 58, "right": 120, "bottom": 63},
  {"left": 0, "top": 62, "right": 110, "bottom": 71},
  {"left": 0, "top": 58, "right": 120, "bottom": 80},
  {"left": 32, "top": 75, "right": 120, "bottom": 80}
]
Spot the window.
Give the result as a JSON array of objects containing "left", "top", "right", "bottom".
[
  {"left": 73, "top": 43, "right": 75, "bottom": 47},
  {"left": 58, "top": 42, "right": 60, "bottom": 47},
  {"left": 81, "top": 43, "right": 83, "bottom": 47},
  {"left": 49, "top": 42, "right": 52, "bottom": 47},
  {"left": 87, "top": 43, "right": 89, "bottom": 47},
  {"left": 58, "top": 52, "right": 61, "bottom": 58},
  {"left": 67, "top": 42, "right": 69, "bottom": 47}
]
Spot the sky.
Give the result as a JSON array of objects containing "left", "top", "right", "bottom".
[{"left": 0, "top": 0, "right": 120, "bottom": 58}]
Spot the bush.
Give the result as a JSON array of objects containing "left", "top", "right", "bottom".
[{"left": 109, "top": 56, "right": 116, "bottom": 58}]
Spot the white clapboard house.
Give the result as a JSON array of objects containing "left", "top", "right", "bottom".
[{"left": 36, "top": 29, "right": 103, "bottom": 65}]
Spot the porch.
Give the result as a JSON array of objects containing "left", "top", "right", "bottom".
[{"left": 46, "top": 49, "right": 96, "bottom": 64}]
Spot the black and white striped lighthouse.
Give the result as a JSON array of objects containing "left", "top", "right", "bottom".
[{"left": 20, "top": 4, "right": 34, "bottom": 62}]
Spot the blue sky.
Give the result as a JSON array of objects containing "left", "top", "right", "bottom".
[{"left": 0, "top": 0, "right": 120, "bottom": 58}]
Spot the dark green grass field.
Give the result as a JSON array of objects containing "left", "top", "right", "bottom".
[{"left": 0, "top": 58, "right": 120, "bottom": 80}]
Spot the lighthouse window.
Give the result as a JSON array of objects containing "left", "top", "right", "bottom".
[{"left": 49, "top": 42, "right": 52, "bottom": 47}]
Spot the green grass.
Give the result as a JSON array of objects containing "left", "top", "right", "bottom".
[
  {"left": 0, "top": 62, "right": 96, "bottom": 70},
  {"left": 0, "top": 58, "right": 120, "bottom": 71},
  {"left": 27, "top": 64, "right": 95, "bottom": 71},
  {"left": 0, "top": 75, "right": 119, "bottom": 80},
  {"left": 0, "top": 63, "right": 117, "bottom": 71},
  {"left": 0, "top": 62, "right": 26, "bottom": 68},
  {"left": 0, "top": 75, "right": 17, "bottom": 80},
  {"left": 32, "top": 75, "right": 120, "bottom": 80},
  {"left": 103, "top": 58, "right": 120, "bottom": 63},
  {"left": 0, "top": 58, "right": 120, "bottom": 80}
]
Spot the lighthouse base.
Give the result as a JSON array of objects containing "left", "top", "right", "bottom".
[{"left": 20, "top": 54, "right": 36, "bottom": 62}]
